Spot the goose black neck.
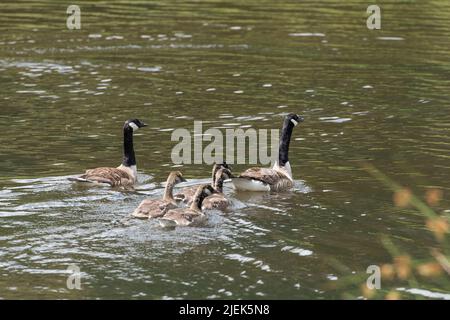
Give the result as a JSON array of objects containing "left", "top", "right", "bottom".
[
  {"left": 122, "top": 127, "right": 136, "bottom": 167},
  {"left": 278, "top": 118, "right": 294, "bottom": 167}
]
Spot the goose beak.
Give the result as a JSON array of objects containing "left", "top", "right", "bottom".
[
  {"left": 140, "top": 122, "right": 148, "bottom": 127},
  {"left": 298, "top": 115, "right": 304, "bottom": 122}
]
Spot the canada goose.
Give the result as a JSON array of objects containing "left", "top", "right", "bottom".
[
  {"left": 174, "top": 162, "right": 230, "bottom": 204},
  {"left": 130, "top": 171, "right": 187, "bottom": 219},
  {"left": 159, "top": 184, "right": 215, "bottom": 227},
  {"left": 231, "top": 113, "right": 304, "bottom": 192},
  {"left": 202, "top": 168, "right": 233, "bottom": 211},
  {"left": 68, "top": 119, "right": 147, "bottom": 188}
]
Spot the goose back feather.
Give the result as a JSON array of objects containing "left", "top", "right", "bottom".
[
  {"left": 131, "top": 171, "right": 186, "bottom": 219},
  {"left": 231, "top": 113, "right": 303, "bottom": 192},
  {"left": 159, "top": 184, "right": 214, "bottom": 227},
  {"left": 69, "top": 119, "right": 146, "bottom": 188},
  {"left": 174, "top": 162, "right": 230, "bottom": 203}
]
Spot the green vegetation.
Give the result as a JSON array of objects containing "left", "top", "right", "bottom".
[{"left": 331, "top": 164, "right": 450, "bottom": 300}]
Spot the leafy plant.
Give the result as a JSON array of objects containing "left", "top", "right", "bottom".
[{"left": 330, "top": 164, "right": 449, "bottom": 300}]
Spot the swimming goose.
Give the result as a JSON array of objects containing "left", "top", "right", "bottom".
[
  {"left": 159, "top": 184, "right": 215, "bottom": 227},
  {"left": 202, "top": 168, "right": 233, "bottom": 211},
  {"left": 174, "top": 162, "right": 230, "bottom": 204},
  {"left": 130, "top": 171, "right": 186, "bottom": 219},
  {"left": 231, "top": 113, "right": 304, "bottom": 192},
  {"left": 68, "top": 119, "right": 147, "bottom": 188}
]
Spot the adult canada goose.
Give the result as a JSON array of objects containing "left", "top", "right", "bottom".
[
  {"left": 68, "top": 119, "right": 147, "bottom": 188},
  {"left": 202, "top": 168, "right": 233, "bottom": 211},
  {"left": 174, "top": 162, "right": 230, "bottom": 204},
  {"left": 159, "top": 184, "right": 215, "bottom": 227},
  {"left": 130, "top": 171, "right": 187, "bottom": 219},
  {"left": 231, "top": 113, "right": 304, "bottom": 192}
]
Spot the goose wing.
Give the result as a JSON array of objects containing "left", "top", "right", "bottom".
[
  {"left": 160, "top": 209, "right": 193, "bottom": 226},
  {"left": 173, "top": 186, "right": 198, "bottom": 204},
  {"left": 131, "top": 199, "right": 174, "bottom": 219},
  {"left": 78, "top": 167, "right": 134, "bottom": 187},
  {"left": 239, "top": 167, "right": 286, "bottom": 185},
  {"left": 161, "top": 208, "right": 204, "bottom": 227},
  {"left": 235, "top": 167, "right": 293, "bottom": 191},
  {"left": 202, "top": 193, "right": 229, "bottom": 211}
]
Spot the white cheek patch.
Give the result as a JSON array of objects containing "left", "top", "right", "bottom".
[
  {"left": 290, "top": 119, "right": 299, "bottom": 126},
  {"left": 129, "top": 122, "right": 139, "bottom": 131}
]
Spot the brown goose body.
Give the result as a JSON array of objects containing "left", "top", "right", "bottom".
[
  {"left": 202, "top": 168, "right": 233, "bottom": 211},
  {"left": 173, "top": 185, "right": 197, "bottom": 204},
  {"left": 235, "top": 164, "right": 293, "bottom": 192},
  {"left": 159, "top": 184, "right": 215, "bottom": 227},
  {"left": 174, "top": 163, "right": 230, "bottom": 204},
  {"left": 131, "top": 171, "right": 186, "bottom": 219},
  {"left": 132, "top": 199, "right": 177, "bottom": 219},
  {"left": 231, "top": 113, "right": 303, "bottom": 192},
  {"left": 160, "top": 207, "right": 206, "bottom": 227},
  {"left": 77, "top": 165, "right": 136, "bottom": 188},
  {"left": 69, "top": 119, "right": 147, "bottom": 188},
  {"left": 202, "top": 193, "right": 230, "bottom": 211}
]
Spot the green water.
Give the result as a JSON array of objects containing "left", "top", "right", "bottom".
[{"left": 0, "top": 0, "right": 449, "bottom": 299}]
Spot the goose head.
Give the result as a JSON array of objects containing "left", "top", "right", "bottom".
[
  {"left": 124, "top": 119, "right": 147, "bottom": 132},
  {"left": 168, "top": 171, "right": 187, "bottom": 185},
  {"left": 216, "top": 168, "right": 234, "bottom": 181},
  {"left": 286, "top": 113, "right": 304, "bottom": 127},
  {"left": 163, "top": 171, "right": 187, "bottom": 202},
  {"left": 212, "top": 162, "right": 232, "bottom": 184},
  {"left": 198, "top": 184, "right": 215, "bottom": 200},
  {"left": 214, "top": 168, "right": 234, "bottom": 192},
  {"left": 213, "top": 162, "right": 231, "bottom": 171},
  {"left": 191, "top": 184, "right": 215, "bottom": 210}
]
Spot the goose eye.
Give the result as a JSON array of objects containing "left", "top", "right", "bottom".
[{"left": 290, "top": 119, "right": 299, "bottom": 126}]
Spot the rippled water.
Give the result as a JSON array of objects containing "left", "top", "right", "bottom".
[{"left": 0, "top": 1, "right": 449, "bottom": 299}]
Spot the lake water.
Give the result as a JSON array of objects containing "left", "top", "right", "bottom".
[{"left": 0, "top": 1, "right": 449, "bottom": 299}]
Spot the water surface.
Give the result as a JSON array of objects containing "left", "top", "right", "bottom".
[{"left": 0, "top": 0, "right": 449, "bottom": 299}]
